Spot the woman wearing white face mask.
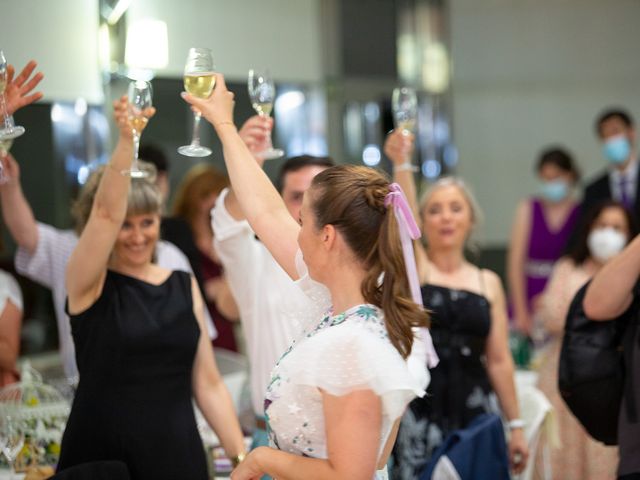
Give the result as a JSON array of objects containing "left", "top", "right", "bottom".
[
  {"left": 533, "top": 200, "right": 637, "bottom": 479},
  {"left": 508, "top": 147, "right": 581, "bottom": 338}
]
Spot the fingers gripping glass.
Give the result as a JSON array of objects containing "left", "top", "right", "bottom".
[
  {"left": 247, "top": 68, "right": 284, "bottom": 160},
  {"left": 391, "top": 87, "right": 418, "bottom": 135},
  {"left": 0, "top": 50, "right": 25, "bottom": 142},
  {"left": 178, "top": 47, "right": 215, "bottom": 157}
]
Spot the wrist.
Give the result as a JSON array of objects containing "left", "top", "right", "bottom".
[
  {"left": 393, "top": 161, "right": 418, "bottom": 173},
  {"left": 508, "top": 418, "right": 525, "bottom": 430},
  {"left": 231, "top": 451, "right": 247, "bottom": 468}
]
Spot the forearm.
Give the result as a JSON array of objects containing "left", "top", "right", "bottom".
[
  {"left": 0, "top": 184, "right": 38, "bottom": 254},
  {"left": 584, "top": 234, "right": 640, "bottom": 319},
  {"left": 507, "top": 257, "right": 530, "bottom": 326},
  {"left": 487, "top": 358, "right": 520, "bottom": 421},
  {"left": 93, "top": 138, "right": 133, "bottom": 224},
  {"left": 252, "top": 447, "right": 360, "bottom": 480},
  {"left": 0, "top": 339, "right": 17, "bottom": 370},
  {"left": 216, "top": 125, "right": 286, "bottom": 230},
  {"left": 392, "top": 168, "right": 420, "bottom": 225},
  {"left": 196, "top": 379, "right": 245, "bottom": 459}
]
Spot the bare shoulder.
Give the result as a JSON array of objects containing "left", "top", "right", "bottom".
[{"left": 480, "top": 268, "right": 506, "bottom": 302}]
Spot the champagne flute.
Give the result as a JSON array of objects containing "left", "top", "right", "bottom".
[
  {"left": 178, "top": 47, "right": 215, "bottom": 157},
  {"left": 247, "top": 69, "right": 284, "bottom": 160},
  {"left": 391, "top": 87, "right": 418, "bottom": 135},
  {"left": 0, "top": 416, "right": 25, "bottom": 480},
  {"left": 123, "top": 80, "right": 152, "bottom": 178},
  {"left": 0, "top": 51, "right": 25, "bottom": 141}
]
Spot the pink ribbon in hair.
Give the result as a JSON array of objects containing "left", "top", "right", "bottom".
[{"left": 385, "top": 183, "right": 439, "bottom": 370}]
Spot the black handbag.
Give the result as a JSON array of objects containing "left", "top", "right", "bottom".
[{"left": 558, "top": 281, "right": 637, "bottom": 445}]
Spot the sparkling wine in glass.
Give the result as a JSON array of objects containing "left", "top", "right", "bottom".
[
  {"left": 247, "top": 69, "right": 284, "bottom": 160},
  {"left": 392, "top": 87, "right": 418, "bottom": 135},
  {"left": 123, "top": 80, "right": 153, "bottom": 178},
  {"left": 0, "top": 51, "right": 25, "bottom": 141},
  {"left": 1, "top": 416, "right": 25, "bottom": 480},
  {"left": 178, "top": 47, "right": 215, "bottom": 157}
]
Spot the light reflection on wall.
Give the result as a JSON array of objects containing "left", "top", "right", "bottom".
[
  {"left": 274, "top": 86, "right": 328, "bottom": 157},
  {"left": 51, "top": 100, "right": 110, "bottom": 187}
]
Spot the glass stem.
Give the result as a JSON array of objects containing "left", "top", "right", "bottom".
[
  {"left": 132, "top": 131, "right": 140, "bottom": 171},
  {"left": 0, "top": 93, "right": 12, "bottom": 131},
  {"left": 191, "top": 112, "right": 202, "bottom": 147}
]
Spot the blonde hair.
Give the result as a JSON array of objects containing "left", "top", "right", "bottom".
[
  {"left": 171, "top": 163, "right": 228, "bottom": 232},
  {"left": 72, "top": 161, "right": 162, "bottom": 235},
  {"left": 419, "top": 176, "right": 484, "bottom": 253}
]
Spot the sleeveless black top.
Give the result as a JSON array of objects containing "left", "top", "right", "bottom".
[
  {"left": 392, "top": 282, "right": 498, "bottom": 480},
  {"left": 57, "top": 270, "right": 207, "bottom": 480}
]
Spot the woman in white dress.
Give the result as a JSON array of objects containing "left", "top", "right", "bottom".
[{"left": 183, "top": 75, "right": 433, "bottom": 480}]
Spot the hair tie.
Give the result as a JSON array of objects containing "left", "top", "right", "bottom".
[{"left": 385, "top": 182, "right": 439, "bottom": 369}]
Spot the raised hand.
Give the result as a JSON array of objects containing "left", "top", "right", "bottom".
[
  {"left": 112, "top": 95, "right": 156, "bottom": 141},
  {"left": 4, "top": 61, "right": 44, "bottom": 116},
  {"left": 383, "top": 129, "right": 415, "bottom": 166},
  {"left": 238, "top": 115, "right": 272, "bottom": 163},
  {"left": 181, "top": 73, "right": 235, "bottom": 130}
]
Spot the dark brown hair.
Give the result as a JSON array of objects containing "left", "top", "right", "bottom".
[{"left": 309, "top": 165, "right": 429, "bottom": 358}]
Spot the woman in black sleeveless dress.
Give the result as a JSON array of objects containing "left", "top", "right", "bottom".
[
  {"left": 57, "top": 99, "right": 246, "bottom": 479},
  {"left": 384, "top": 131, "right": 529, "bottom": 479}
]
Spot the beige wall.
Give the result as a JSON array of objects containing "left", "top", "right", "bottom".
[{"left": 451, "top": 0, "right": 640, "bottom": 244}]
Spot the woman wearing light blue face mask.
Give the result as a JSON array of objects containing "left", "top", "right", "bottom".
[
  {"left": 533, "top": 200, "right": 637, "bottom": 480},
  {"left": 507, "top": 147, "right": 581, "bottom": 339}
]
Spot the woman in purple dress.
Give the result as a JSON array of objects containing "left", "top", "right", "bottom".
[{"left": 507, "top": 147, "right": 581, "bottom": 336}]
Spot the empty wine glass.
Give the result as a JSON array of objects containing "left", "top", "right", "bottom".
[
  {"left": 0, "top": 416, "right": 25, "bottom": 480},
  {"left": 247, "top": 69, "right": 284, "bottom": 160},
  {"left": 178, "top": 47, "right": 215, "bottom": 157},
  {"left": 391, "top": 87, "right": 418, "bottom": 135},
  {"left": 0, "top": 51, "right": 25, "bottom": 141},
  {"left": 123, "top": 80, "right": 152, "bottom": 178}
]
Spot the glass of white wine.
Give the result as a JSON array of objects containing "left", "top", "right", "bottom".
[
  {"left": 123, "top": 80, "right": 152, "bottom": 178},
  {"left": 391, "top": 87, "right": 418, "bottom": 135},
  {"left": 178, "top": 47, "right": 215, "bottom": 157},
  {"left": 247, "top": 69, "right": 283, "bottom": 160},
  {"left": 0, "top": 50, "right": 25, "bottom": 141}
]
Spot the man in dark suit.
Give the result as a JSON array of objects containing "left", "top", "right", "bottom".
[{"left": 583, "top": 109, "right": 639, "bottom": 220}]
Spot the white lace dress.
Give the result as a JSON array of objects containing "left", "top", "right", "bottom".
[{"left": 264, "top": 265, "right": 425, "bottom": 479}]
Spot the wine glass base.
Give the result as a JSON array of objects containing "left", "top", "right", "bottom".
[
  {"left": 258, "top": 148, "right": 285, "bottom": 160},
  {"left": 121, "top": 169, "right": 150, "bottom": 178},
  {"left": 178, "top": 144, "right": 212, "bottom": 157},
  {"left": 0, "top": 125, "right": 25, "bottom": 141}
]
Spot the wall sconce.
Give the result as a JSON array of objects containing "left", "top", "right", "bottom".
[{"left": 125, "top": 19, "right": 169, "bottom": 80}]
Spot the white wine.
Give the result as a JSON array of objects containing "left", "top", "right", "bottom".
[
  {"left": 129, "top": 115, "right": 149, "bottom": 136},
  {"left": 184, "top": 73, "right": 216, "bottom": 99},
  {"left": 397, "top": 119, "right": 416, "bottom": 133},
  {"left": 0, "top": 138, "right": 12, "bottom": 154},
  {"left": 252, "top": 101, "right": 273, "bottom": 117}
]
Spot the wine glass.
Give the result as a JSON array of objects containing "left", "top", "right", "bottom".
[
  {"left": 391, "top": 87, "right": 418, "bottom": 135},
  {"left": 247, "top": 69, "right": 284, "bottom": 160},
  {"left": 0, "top": 416, "right": 25, "bottom": 480},
  {"left": 123, "top": 80, "right": 152, "bottom": 178},
  {"left": 0, "top": 51, "right": 25, "bottom": 141},
  {"left": 178, "top": 47, "right": 215, "bottom": 157}
]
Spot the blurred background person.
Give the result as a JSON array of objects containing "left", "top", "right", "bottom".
[
  {"left": 507, "top": 147, "right": 581, "bottom": 337},
  {"left": 0, "top": 266, "right": 23, "bottom": 387},
  {"left": 583, "top": 109, "right": 639, "bottom": 216},
  {"left": 534, "top": 199, "right": 635, "bottom": 479},
  {"left": 172, "top": 163, "right": 239, "bottom": 352},
  {"left": 385, "top": 131, "right": 528, "bottom": 479}
]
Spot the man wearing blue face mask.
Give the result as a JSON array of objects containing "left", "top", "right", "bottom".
[{"left": 584, "top": 109, "right": 638, "bottom": 216}]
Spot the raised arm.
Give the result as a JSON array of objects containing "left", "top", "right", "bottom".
[
  {"left": 0, "top": 154, "right": 39, "bottom": 253},
  {"left": 222, "top": 114, "right": 271, "bottom": 220},
  {"left": 385, "top": 130, "right": 429, "bottom": 274},
  {"left": 507, "top": 200, "right": 533, "bottom": 335},
  {"left": 4, "top": 61, "right": 44, "bottom": 115},
  {"left": 584, "top": 233, "right": 640, "bottom": 320},
  {"left": 65, "top": 97, "right": 152, "bottom": 312},
  {"left": 182, "top": 75, "right": 300, "bottom": 279}
]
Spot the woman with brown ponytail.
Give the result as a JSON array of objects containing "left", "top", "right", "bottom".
[
  {"left": 385, "top": 130, "right": 529, "bottom": 479},
  {"left": 182, "top": 75, "right": 434, "bottom": 480}
]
